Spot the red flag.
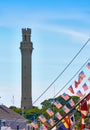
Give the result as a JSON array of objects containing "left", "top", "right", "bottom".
[
  {"left": 80, "top": 100, "right": 88, "bottom": 116},
  {"left": 87, "top": 93, "right": 90, "bottom": 105},
  {"left": 80, "top": 100, "right": 88, "bottom": 130},
  {"left": 80, "top": 114, "right": 85, "bottom": 130}
]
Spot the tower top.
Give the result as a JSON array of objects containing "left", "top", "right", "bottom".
[
  {"left": 22, "top": 28, "right": 31, "bottom": 34},
  {"left": 22, "top": 28, "right": 31, "bottom": 42}
]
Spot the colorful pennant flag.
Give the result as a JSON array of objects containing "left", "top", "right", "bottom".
[
  {"left": 68, "top": 98, "right": 75, "bottom": 107},
  {"left": 46, "top": 108, "right": 54, "bottom": 116},
  {"left": 82, "top": 83, "right": 88, "bottom": 91},
  {"left": 86, "top": 62, "right": 90, "bottom": 69},
  {"left": 62, "top": 105, "right": 70, "bottom": 113},
  {"left": 70, "top": 114, "right": 75, "bottom": 126},
  {"left": 58, "top": 122, "right": 69, "bottom": 130},
  {"left": 38, "top": 114, "right": 47, "bottom": 123},
  {"left": 31, "top": 121, "right": 38, "bottom": 129},
  {"left": 61, "top": 93, "right": 70, "bottom": 100},
  {"left": 40, "top": 124, "right": 48, "bottom": 130},
  {"left": 48, "top": 118, "right": 55, "bottom": 126},
  {"left": 76, "top": 90, "right": 83, "bottom": 97},
  {"left": 61, "top": 116, "right": 70, "bottom": 129},
  {"left": 55, "top": 112, "right": 62, "bottom": 120},
  {"left": 68, "top": 85, "right": 74, "bottom": 94},
  {"left": 53, "top": 100, "right": 62, "bottom": 109}
]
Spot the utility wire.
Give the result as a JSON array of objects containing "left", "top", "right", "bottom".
[
  {"left": 6, "top": 39, "right": 90, "bottom": 129},
  {"left": 54, "top": 57, "right": 90, "bottom": 98},
  {"left": 33, "top": 38, "right": 90, "bottom": 105},
  {"left": 30, "top": 58, "right": 90, "bottom": 129}
]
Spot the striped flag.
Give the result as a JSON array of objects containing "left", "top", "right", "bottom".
[
  {"left": 61, "top": 93, "right": 70, "bottom": 100},
  {"left": 82, "top": 83, "right": 88, "bottom": 91},
  {"left": 76, "top": 90, "right": 83, "bottom": 97},
  {"left": 46, "top": 108, "right": 54, "bottom": 116},
  {"left": 86, "top": 62, "right": 90, "bottom": 69},
  {"left": 48, "top": 118, "right": 55, "bottom": 126},
  {"left": 58, "top": 122, "right": 69, "bottom": 130},
  {"left": 74, "top": 80, "right": 79, "bottom": 88},
  {"left": 78, "top": 75, "right": 83, "bottom": 84},
  {"left": 55, "top": 112, "right": 62, "bottom": 120},
  {"left": 68, "top": 85, "right": 74, "bottom": 94},
  {"left": 38, "top": 114, "right": 47, "bottom": 123},
  {"left": 88, "top": 77, "right": 90, "bottom": 82},
  {"left": 62, "top": 105, "right": 70, "bottom": 113},
  {"left": 53, "top": 100, "right": 62, "bottom": 109},
  {"left": 68, "top": 98, "right": 75, "bottom": 107},
  {"left": 31, "top": 121, "right": 38, "bottom": 129},
  {"left": 61, "top": 116, "right": 70, "bottom": 129},
  {"left": 79, "top": 71, "right": 86, "bottom": 79},
  {"left": 40, "top": 124, "right": 48, "bottom": 130}
]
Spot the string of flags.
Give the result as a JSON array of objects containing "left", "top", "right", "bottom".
[{"left": 30, "top": 62, "right": 90, "bottom": 129}]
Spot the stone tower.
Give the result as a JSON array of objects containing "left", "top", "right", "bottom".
[{"left": 20, "top": 28, "right": 33, "bottom": 109}]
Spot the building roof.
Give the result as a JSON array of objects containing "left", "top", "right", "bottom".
[{"left": 0, "top": 105, "right": 26, "bottom": 122}]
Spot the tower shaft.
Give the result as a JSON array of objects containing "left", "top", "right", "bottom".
[{"left": 20, "top": 28, "right": 33, "bottom": 109}]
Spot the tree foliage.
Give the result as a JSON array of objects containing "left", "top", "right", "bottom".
[{"left": 9, "top": 95, "right": 80, "bottom": 127}]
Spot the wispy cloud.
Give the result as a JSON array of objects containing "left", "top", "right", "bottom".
[
  {"left": 35, "top": 23, "right": 89, "bottom": 42},
  {"left": 0, "top": 9, "right": 89, "bottom": 42}
]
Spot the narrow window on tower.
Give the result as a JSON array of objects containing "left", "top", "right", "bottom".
[{"left": 24, "top": 35, "right": 27, "bottom": 41}]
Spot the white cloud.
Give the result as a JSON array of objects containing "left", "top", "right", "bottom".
[{"left": 35, "top": 23, "right": 89, "bottom": 42}]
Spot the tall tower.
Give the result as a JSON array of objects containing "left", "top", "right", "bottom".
[{"left": 20, "top": 28, "right": 33, "bottom": 109}]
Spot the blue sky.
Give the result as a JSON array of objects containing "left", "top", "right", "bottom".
[{"left": 0, "top": 0, "right": 90, "bottom": 107}]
